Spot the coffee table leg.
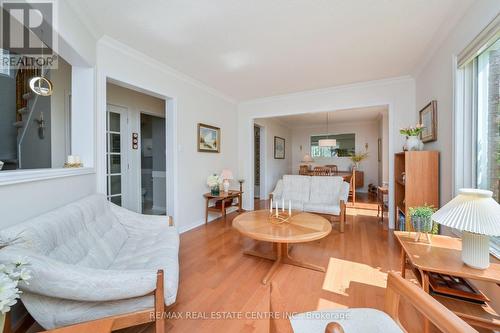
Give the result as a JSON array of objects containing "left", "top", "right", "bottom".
[
  {"left": 243, "top": 242, "right": 325, "bottom": 284},
  {"left": 243, "top": 249, "right": 276, "bottom": 261},
  {"left": 281, "top": 243, "right": 325, "bottom": 272},
  {"left": 262, "top": 243, "right": 282, "bottom": 284}
]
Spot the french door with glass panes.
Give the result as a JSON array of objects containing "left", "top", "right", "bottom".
[{"left": 106, "top": 104, "right": 129, "bottom": 207}]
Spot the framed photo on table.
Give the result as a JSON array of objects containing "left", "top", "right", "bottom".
[
  {"left": 419, "top": 101, "right": 437, "bottom": 143},
  {"left": 274, "top": 136, "right": 285, "bottom": 159},
  {"left": 198, "top": 123, "right": 220, "bottom": 153}
]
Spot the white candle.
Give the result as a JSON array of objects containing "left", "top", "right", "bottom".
[
  {"left": 289, "top": 200, "right": 291, "bottom": 215},
  {"left": 282, "top": 198, "right": 285, "bottom": 212},
  {"left": 67, "top": 155, "right": 75, "bottom": 164},
  {"left": 74, "top": 155, "right": 81, "bottom": 164},
  {"left": 270, "top": 198, "right": 273, "bottom": 214}
]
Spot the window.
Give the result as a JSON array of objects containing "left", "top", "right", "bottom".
[
  {"left": 310, "top": 133, "right": 355, "bottom": 158},
  {"left": 456, "top": 17, "right": 499, "bottom": 257},
  {"left": 0, "top": 54, "right": 72, "bottom": 171},
  {"left": 0, "top": 49, "right": 11, "bottom": 77}
]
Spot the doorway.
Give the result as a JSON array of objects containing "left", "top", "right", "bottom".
[
  {"left": 254, "top": 125, "right": 261, "bottom": 198},
  {"left": 105, "top": 81, "right": 167, "bottom": 215},
  {"left": 140, "top": 113, "right": 166, "bottom": 215}
]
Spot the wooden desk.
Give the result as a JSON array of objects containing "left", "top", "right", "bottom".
[
  {"left": 395, "top": 231, "right": 500, "bottom": 331},
  {"left": 233, "top": 210, "right": 331, "bottom": 284},
  {"left": 204, "top": 190, "right": 242, "bottom": 223}
]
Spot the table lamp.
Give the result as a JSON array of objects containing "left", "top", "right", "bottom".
[
  {"left": 221, "top": 169, "right": 233, "bottom": 193},
  {"left": 432, "top": 189, "right": 500, "bottom": 269},
  {"left": 301, "top": 154, "right": 314, "bottom": 163}
]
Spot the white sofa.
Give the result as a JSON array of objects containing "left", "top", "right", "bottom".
[
  {"left": 270, "top": 175, "right": 349, "bottom": 232},
  {"left": 0, "top": 194, "right": 179, "bottom": 330}
]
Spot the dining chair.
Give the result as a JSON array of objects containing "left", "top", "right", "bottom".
[{"left": 312, "top": 166, "right": 331, "bottom": 176}]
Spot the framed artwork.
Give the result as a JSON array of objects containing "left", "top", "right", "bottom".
[
  {"left": 197, "top": 123, "right": 220, "bottom": 153},
  {"left": 274, "top": 136, "right": 285, "bottom": 159},
  {"left": 419, "top": 101, "right": 437, "bottom": 143}
]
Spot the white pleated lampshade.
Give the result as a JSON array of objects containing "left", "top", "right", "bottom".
[{"left": 432, "top": 189, "right": 500, "bottom": 236}]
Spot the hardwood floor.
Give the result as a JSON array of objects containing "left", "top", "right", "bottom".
[
  {"left": 30, "top": 194, "right": 475, "bottom": 333},
  {"left": 121, "top": 195, "right": 431, "bottom": 333}
]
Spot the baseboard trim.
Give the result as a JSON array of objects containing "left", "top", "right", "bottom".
[{"left": 178, "top": 207, "right": 238, "bottom": 234}]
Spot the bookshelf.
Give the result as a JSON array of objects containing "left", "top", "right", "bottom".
[{"left": 394, "top": 151, "right": 439, "bottom": 231}]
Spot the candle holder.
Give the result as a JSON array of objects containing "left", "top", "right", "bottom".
[
  {"left": 64, "top": 162, "right": 83, "bottom": 168},
  {"left": 268, "top": 209, "right": 293, "bottom": 224}
]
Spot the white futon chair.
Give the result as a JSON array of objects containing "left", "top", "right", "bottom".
[{"left": 0, "top": 194, "right": 179, "bottom": 331}]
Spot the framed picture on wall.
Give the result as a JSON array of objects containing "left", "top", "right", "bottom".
[
  {"left": 274, "top": 136, "right": 285, "bottom": 159},
  {"left": 419, "top": 101, "right": 437, "bottom": 143},
  {"left": 198, "top": 123, "right": 220, "bottom": 153}
]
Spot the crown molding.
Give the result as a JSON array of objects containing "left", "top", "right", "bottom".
[
  {"left": 239, "top": 75, "right": 414, "bottom": 106},
  {"left": 98, "top": 36, "right": 237, "bottom": 105},
  {"left": 63, "top": 0, "right": 102, "bottom": 41},
  {"left": 411, "top": 0, "right": 475, "bottom": 78}
]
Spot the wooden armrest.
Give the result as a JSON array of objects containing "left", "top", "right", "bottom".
[
  {"left": 155, "top": 270, "right": 165, "bottom": 333},
  {"left": 384, "top": 272, "right": 477, "bottom": 333}
]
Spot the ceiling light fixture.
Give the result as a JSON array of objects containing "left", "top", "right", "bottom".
[
  {"left": 318, "top": 112, "right": 336, "bottom": 147},
  {"left": 29, "top": 29, "right": 53, "bottom": 97}
]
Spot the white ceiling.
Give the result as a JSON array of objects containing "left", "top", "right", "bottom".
[
  {"left": 68, "top": 0, "right": 473, "bottom": 101},
  {"left": 267, "top": 105, "right": 388, "bottom": 128}
]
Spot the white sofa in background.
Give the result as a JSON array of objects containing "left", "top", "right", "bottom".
[
  {"left": 0, "top": 194, "right": 179, "bottom": 330},
  {"left": 270, "top": 175, "right": 349, "bottom": 232}
]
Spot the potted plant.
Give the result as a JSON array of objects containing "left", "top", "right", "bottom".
[
  {"left": 349, "top": 151, "right": 369, "bottom": 169},
  {"left": 207, "top": 174, "right": 222, "bottom": 196},
  {"left": 409, "top": 205, "right": 438, "bottom": 242},
  {"left": 400, "top": 124, "right": 425, "bottom": 151},
  {"left": 0, "top": 257, "right": 31, "bottom": 330}
]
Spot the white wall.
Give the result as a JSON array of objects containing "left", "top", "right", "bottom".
[
  {"left": 254, "top": 118, "right": 292, "bottom": 198},
  {"left": 238, "top": 77, "right": 416, "bottom": 228},
  {"left": 50, "top": 58, "right": 72, "bottom": 168},
  {"left": 415, "top": 0, "right": 500, "bottom": 206},
  {"left": 414, "top": 4, "right": 500, "bottom": 311},
  {"left": 290, "top": 120, "right": 379, "bottom": 192},
  {"left": 97, "top": 37, "right": 239, "bottom": 233}
]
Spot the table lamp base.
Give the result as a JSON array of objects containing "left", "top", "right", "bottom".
[{"left": 462, "top": 231, "right": 490, "bottom": 270}]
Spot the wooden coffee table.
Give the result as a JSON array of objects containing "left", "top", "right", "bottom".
[{"left": 233, "top": 210, "right": 331, "bottom": 284}]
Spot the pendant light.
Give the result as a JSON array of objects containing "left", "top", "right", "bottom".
[
  {"left": 29, "top": 29, "right": 53, "bottom": 97},
  {"left": 318, "top": 112, "right": 336, "bottom": 147}
]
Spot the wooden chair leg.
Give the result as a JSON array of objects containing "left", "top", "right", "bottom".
[
  {"left": 339, "top": 200, "right": 346, "bottom": 233},
  {"left": 155, "top": 270, "right": 165, "bottom": 333}
]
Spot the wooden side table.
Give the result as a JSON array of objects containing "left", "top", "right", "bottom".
[
  {"left": 377, "top": 186, "right": 388, "bottom": 223},
  {"left": 204, "top": 190, "right": 242, "bottom": 223},
  {"left": 394, "top": 231, "right": 500, "bottom": 331}
]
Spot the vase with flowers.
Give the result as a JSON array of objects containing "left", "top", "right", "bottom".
[
  {"left": 349, "top": 151, "right": 369, "bottom": 170},
  {"left": 400, "top": 124, "right": 425, "bottom": 151},
  {"left": 207, "top": 174, "right": 222, "bottom": 196},
  {"left": 0, "top": 256, "right": 31, "bottom": 331}
]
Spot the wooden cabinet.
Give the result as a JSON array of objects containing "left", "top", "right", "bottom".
[{"left": 394, "top": 151, "right": 439, "bottom": 231}]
